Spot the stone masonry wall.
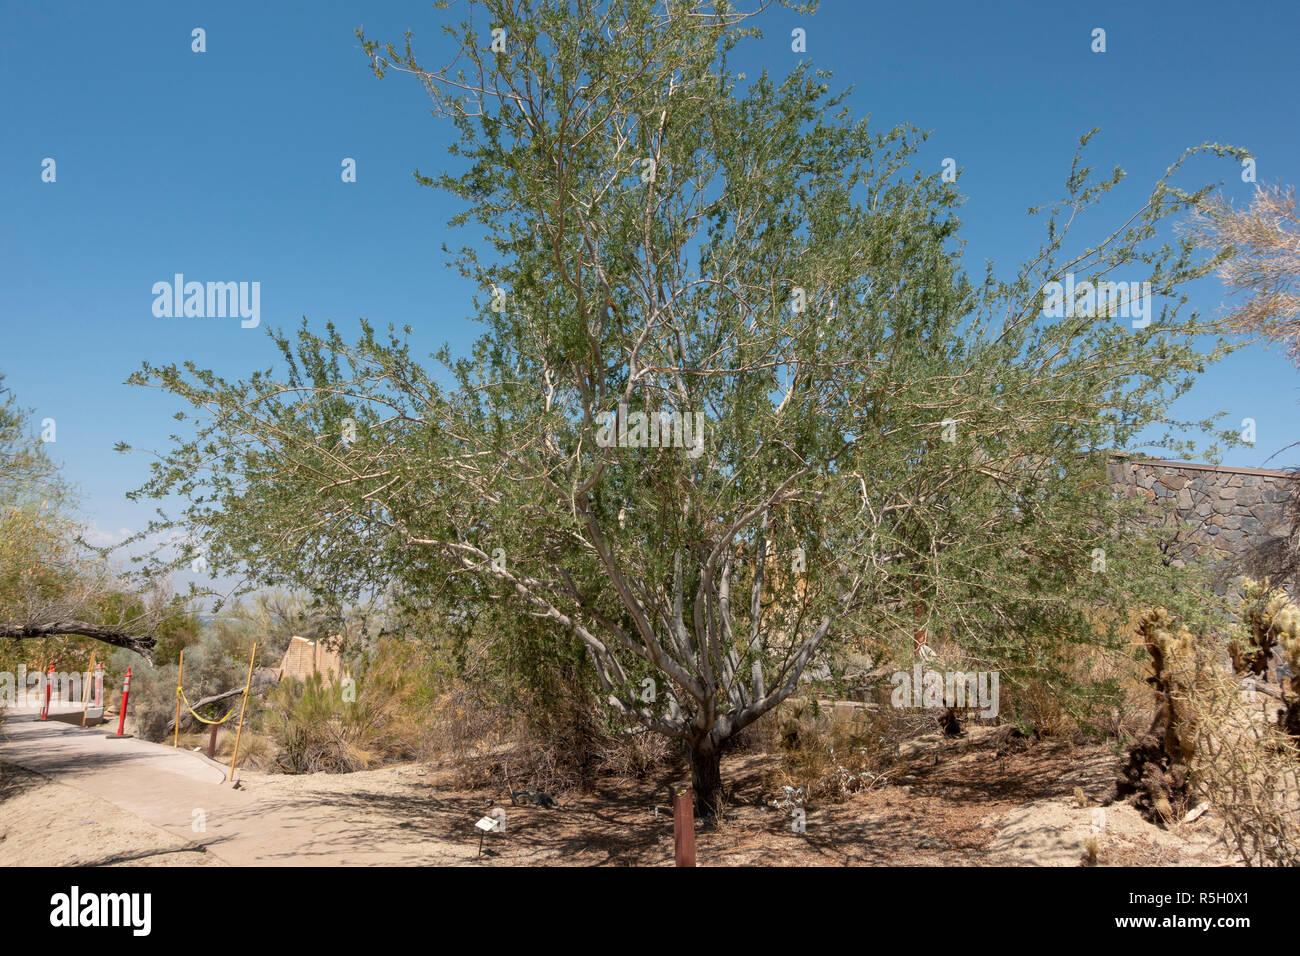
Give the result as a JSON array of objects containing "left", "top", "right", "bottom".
[{"left": 1107, "top": 457, "right": 1295, "bottom": 591}]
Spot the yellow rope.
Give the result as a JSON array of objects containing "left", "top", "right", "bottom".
[{"left": 177, "top": 686, "right": 239, "bottom": 725}]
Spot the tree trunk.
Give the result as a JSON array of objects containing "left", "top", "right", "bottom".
[{"left": 690, "top": 741, "right": 724, "bottom": 819}]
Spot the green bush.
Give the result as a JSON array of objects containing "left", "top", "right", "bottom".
[
  {"left": 110, "top": 628, "right": 251, "bottom": 742},
  {"left": 261, "top": 636, "right": 441, "bottom": 773}
]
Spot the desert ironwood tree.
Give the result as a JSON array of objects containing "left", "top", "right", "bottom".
[{"left": 127, "top": 0, "right": 1244, "bottom": 812}]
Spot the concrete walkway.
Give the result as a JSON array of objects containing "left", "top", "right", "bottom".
[{"left": 0, "top": 706, "right": 473, "bottom": 866}]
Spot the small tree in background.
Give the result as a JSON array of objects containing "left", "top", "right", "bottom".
[
  {"left": 1184, "top": 184, "right": 1300, "bottom": 592},
  {"left": 1184, "top": 183, "right": 1300, "bottom": 363},
  {"left": 0, "top": 373, "right": 174, "bottom": 664}
]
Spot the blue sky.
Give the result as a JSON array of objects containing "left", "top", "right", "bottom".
[{"left": 2, "top": 0, "right": 1298, "bottom": 564}]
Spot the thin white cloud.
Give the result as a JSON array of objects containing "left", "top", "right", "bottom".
[{"left": 82, "top": 523, "right": 133, "bottom": 548}]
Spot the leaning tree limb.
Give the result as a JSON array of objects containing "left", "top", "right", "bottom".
[
  {"left": 164, "top": 674, "right": 279, "bottom": 734},
  {"left": 0, "top": 621, "right": 157, "bottom": 656}
]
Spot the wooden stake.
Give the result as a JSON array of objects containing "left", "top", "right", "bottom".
[
  {"left": 173, "top": 649, "right": 184, "bottom": 748},
  {"left": 81, "top": 651, "right": 96, "bottom": 728},
  {"left": 673, "top": 786, "right": 696, "bottom": 867},
  {"left": 227, "top": 643, "right": 257, "bottom": 783}
]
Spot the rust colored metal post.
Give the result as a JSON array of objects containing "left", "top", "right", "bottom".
[
  {"left": 673, "top": 786, "right": 696, "bottom": 867},
  {"left": 208, "top": 723, "right": 219, "bottom": 759},
  {"left": 912, "top": 600, "right": 928, "bottom": 655}
]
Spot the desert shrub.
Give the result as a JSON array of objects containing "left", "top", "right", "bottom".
[
  {"left": 477, "top": 615, "right": 607, "bottom": 783},
  {"left": 423, "top": 685, "right": 507, "bottom": 767},
  {"left": 261, "top": 636, "right": 442, "bottom": 773},
  {"left": 1192, "top": 666, "right": 1300, "bottom": 866},
  {"left": 347, "top": 636, "right": 443, "bottom": 758},
  {"left": 593, "top": 728, "right": 673, "bottom": 781},
  {"left": 262, "top": 674, "right": 368, "bottom": 773},
  {"left": 999, "top": 611, "right": 1152, "bottom": 742},
  {"left": 761, "top": 697, "right": 907, "bottom": 807},
  {"left": 396, "top": 594, "right": 626, "bottom": 794},
  {"left": 432, "top": 688, "right": 673, "bottom": 797},
  {"left": 109, "top": 628, "right": 251, "bottom": 742}
]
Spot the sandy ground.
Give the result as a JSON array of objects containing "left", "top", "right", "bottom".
[
  {"left": 0, "top": 707, "right": 1237, "bottom": 867},
  {"left": 0, "top": 761, "right": 222, "bottom": 866}
]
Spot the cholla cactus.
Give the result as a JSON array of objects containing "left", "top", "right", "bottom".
[
  {"left": 1246, "top": 582, "right": 1300, "bottom": 737},
  {"left": 1116, "top": 607, "right": 1201, "bottom": 823},
  {"left": 1140, "top": 608, "right": 1199, "bottom": 765},
  {"left": 1267, "top": 594, "right": 1300, "bottom": 688},
  {"left": 1230, "top": 578, "right": 1300, "bottom": 680}
]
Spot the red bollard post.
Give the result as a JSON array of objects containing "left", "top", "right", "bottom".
[
  {"left": 673, "top": 786, "right": 696, "bottom": 867},
  {"left": 40, "top": 664, "right": 55, "bottom": 719},
  {"left": 105, "top": 666, "right": 134, "bottom": 739}
]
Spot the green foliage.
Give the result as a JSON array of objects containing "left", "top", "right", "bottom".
[
  {"left": 209, "top": 591, "right": 346, "bottom": 665},
  {"left": 261, "top": 636, "right": 442, "bottom": 773},
  {"left": 110, "top": 627, "right": 250, "bottom": 741},
  {"left": 0, "top": 371, "right": 82, "bottom": 665},
  {"left": 1, "top": 372, "right": 195, "bottom": 667},
  {"left": 0, "top": 372, "right": 65, "bottom": 511},
  {"left": 127, "top": 1, "right": 1247, "bottom": 808}
]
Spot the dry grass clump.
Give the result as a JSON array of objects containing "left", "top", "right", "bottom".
[
  {"left": 173, "top": 728, "right": 275, "bottom": 770},
  {"left": 261, "top": 637, "right": 444, "bottom": 774},
  {"left": 262, "top": 676, "right": 373, "bottom": 773},
  {"left": 427, "top": 682, "right": 675, "bottom": 797},
  {"left": 425, "top": 686, "right": 510, "bottom": 772},
  {"left": 1191, "top": 665, "right": 1300, "bottom": 866},
  {"left": 760, "top": 697, "right": 907, "bottom": 807},
  {"left": 1191, "top": 583, "right": 1300, "bottom": 865},
  {"left": 594, "top": 729, "right": 673, "bottom": 781},
  {"left": 998, "top": 609, "right": 1153, "bottom": 742}
]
